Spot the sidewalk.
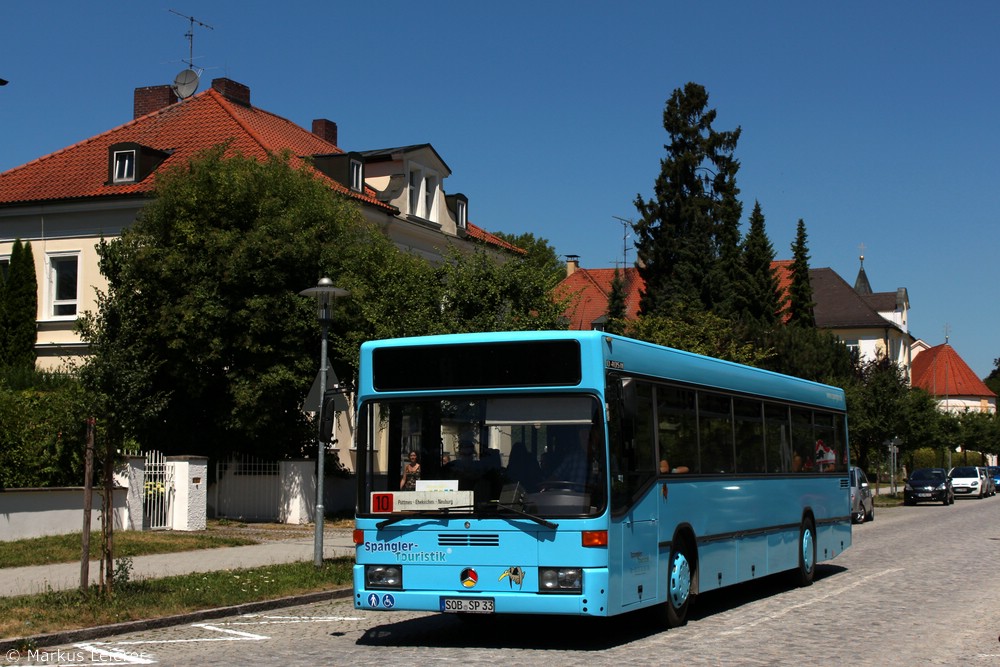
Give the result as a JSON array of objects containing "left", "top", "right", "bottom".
[{"left": 0, "top": 530, "right": 357, "bottom": 598}]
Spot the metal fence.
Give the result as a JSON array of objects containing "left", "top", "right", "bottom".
[
  {"left": 214, "top": 454, "right": 281, "bottom": 522},
  {"left": 143, "top": 450, "right": 174, "bottom": 530}
]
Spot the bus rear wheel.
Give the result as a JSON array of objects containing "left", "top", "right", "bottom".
[
  {"left": 795, "top": 518, "right": 816, "bottom": 587},
  {"left": 664, "top": 539, "right": 693, "bottom": 627}
]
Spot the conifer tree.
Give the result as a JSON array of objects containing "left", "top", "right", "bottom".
[
  {"left": 737, "top": 201, "right": 783, "bottom": 325},
  {"left": 1, "top": 239, "right": 38, "bottom": 369},
  {"left": 787, "top": 219, "right": 816, "bottom": 327},
  {"left": 604, "top": 267, "right": 628, "bottom": 335},
  {"left": 633, "top": 82, "right": 742, "bottom": 317}
]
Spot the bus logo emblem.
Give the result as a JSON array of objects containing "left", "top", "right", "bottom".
[
  {"left": 499, "top": 566, "right": 525, "bottom": 589},
  {"left": 460, "top": 568, "right": 478, "bottom": 588}
]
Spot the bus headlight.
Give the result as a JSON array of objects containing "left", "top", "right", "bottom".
[
  {"left": 365, "top": 565, "right": 402, "bottom": 590},
  {"left": 538, "top": 567, "right": 582, "bottom": 593}
]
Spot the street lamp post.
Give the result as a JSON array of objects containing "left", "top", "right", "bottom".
[{"left": 299, "top": 277, "right": 349, "bottom": 567}]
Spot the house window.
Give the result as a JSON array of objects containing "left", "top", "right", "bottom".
[
  {"left": 113, "top": 150, "right": 136, "bottom": 183},
  {"left": 407, "top": 165, "right": 440, "bottom": 221},
  {"left": 48, "top": 254, "right": 80, "bottom": 318},
  {"left": 424, "top": 175, "right": 437, "bottom": 220},
  {"left": 350, "top": 159, "right": 363, "bottom": 192},
  {"left": 456, "top": 199, "right": 467, "bottom": 229},
  {"left": 408, "top": 168, "right": 422, "bottom": 217}
]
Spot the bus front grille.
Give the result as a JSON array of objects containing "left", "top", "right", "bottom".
[{"left": 438, "top": 534, "right": 500, "bottom": 547}]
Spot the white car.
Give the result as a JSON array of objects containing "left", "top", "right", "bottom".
[{"left": 949, "top": 465, "right": 985, "bottom": 499}]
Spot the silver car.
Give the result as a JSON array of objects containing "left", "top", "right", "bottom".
[{"left": 849, "top": 466, "right": 874, "bottom": 523}]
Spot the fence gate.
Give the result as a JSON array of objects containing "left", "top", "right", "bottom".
[
  {"left": 214, "top": 454, "right": 281, "bottom": 522},
  {"left": 143, "top": 450, "right": 174, "bottom": 530}
]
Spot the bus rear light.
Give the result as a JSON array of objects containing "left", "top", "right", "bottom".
[
  {"left": 353, "top": 529, "right": 365, "bottom": 545},
  {"left": 582, "top": 530, "right": 608, "bottom": 547},
  {"left": 538, "top": 567, "right": 582, "bottom": 593}
]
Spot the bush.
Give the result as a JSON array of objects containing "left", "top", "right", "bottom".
[{"left": 0, "top": 369, "right": 91, "bottom": 488}]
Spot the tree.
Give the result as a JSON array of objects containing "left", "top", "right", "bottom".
[
  {"left": 626, "top": 307, "right": 768, "bottom": 366},
  {"left": 79, "top": 147, "right": 377, "bottom": 460},
  {"left": 433, "top": 247, "right": 570, "bottom": 333},
  {"left": 756, "top": 324, "right": 855, "bottom": 384},
  {"left": 787, "top": 219, "right": 816, "bottom": 327},
  {"left": 984, "top": 357, "right": 1000, "bottom": 398},
  {"left": 604, "top": 268, "right": 628, "bottom": 335},
  {"left": 844, "top": 357, "right": 910, "bottom": 473},
  {"left": 633, "top": 82, "right": 742, "bottom": 317},
  {"left": 79, "top": 147, "right": 566, "bottom": 461},
  {"left": 736, "top": 201, "right": 783, "bottom": 326},
  {"left": 491, "top": 232, "right": 564, "bottom": 288},
  {"left": 1, "top": 239, "right": 38, "bottom": 369}
]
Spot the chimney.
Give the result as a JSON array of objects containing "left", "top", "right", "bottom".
[
  {"left": 211, "top": 78, "right": 250, "bottom": 106},
  {"left": 312, "top": 119, "right": 338, "bottom": 146},
  {"left": 566, "top": 255, "right": 580, "bottom": 277},
  {"left": 134, "top": 85, "right": 178, "bottom": 119}
]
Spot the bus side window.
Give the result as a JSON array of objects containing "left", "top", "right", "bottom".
[
  {"left": 699, "top": 393, "right": 734, "bottom": 474},
  {"left": 790, "top": 408, "right": 814, "bottom": 472},
  {"left": 734, "top": 398, "right": 765, "bottom": 473},
  {"left": 657, "top": 385, "right": 697, "bottom": 474},
  {"left": 764, "top": 403, "right": 791, "bottom": 472}
]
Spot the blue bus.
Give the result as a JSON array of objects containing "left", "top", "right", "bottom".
[{"left": 352, "top": 331, "right": 851, "bottom": 626}]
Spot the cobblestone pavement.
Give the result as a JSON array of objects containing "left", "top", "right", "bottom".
[{"left": 11, "top": 496, "right": 1000, "bottom": 666}]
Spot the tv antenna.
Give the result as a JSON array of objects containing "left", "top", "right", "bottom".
[
  {"left": 168, "top": 9, "right": 213, "bottom": 98},
  {"left": 611, "top": 216, "right": 633, "bottom": 268}
]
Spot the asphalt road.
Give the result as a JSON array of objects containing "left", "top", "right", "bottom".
[{"left": 13, "top": 495, "right": 1000, "bottom": 666}]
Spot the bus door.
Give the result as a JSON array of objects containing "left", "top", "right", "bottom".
[
  {"left": 620, "top": 489, "right": 658, "bottom": 607},
  {"left": 610, "top": 376, "right": 658, "bottom": 607}
]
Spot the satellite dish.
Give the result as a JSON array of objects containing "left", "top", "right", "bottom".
[{"left": 172, "top": 69, "right": 199, "bottom": 99}]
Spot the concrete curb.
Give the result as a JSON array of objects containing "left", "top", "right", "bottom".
[{"left": 0, "top": 586, "right": 353, "bottom": 652}]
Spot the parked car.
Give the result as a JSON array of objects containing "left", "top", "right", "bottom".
[
  {"left": 849, "top": 466, "right": 874, "bottom": 523},
  {"left": 948, "top": 465, "right": 985, "bottom": 498},
  {"left": 988, "top": 466, "right": 1000, "bottom": 493},
  {"left": 977, "top": 467, "right": 996, "bottom": 497},
  {"left": 904, "top": 468, "right": 954, "bottom": 505}
]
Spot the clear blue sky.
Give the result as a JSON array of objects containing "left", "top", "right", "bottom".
[{"left": 3, "top": 1, "right": 998, "bottom": 377}]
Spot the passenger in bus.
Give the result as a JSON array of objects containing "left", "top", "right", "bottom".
[
  {"left": 660, "top": 459, "right": 689, "bottom": 474},
  {"left": 400, "top": 451, "right": 421, "bottom": 491}
]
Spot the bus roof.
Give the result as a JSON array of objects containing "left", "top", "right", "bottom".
[{"left": 359, "top": 330, "right": 845, "bottom": 411}]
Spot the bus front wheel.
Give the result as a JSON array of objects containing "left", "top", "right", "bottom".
[
  {"left": 795, "top": 518, "right": 816, "bottom": 587},
  {"left": 664, "top": 539, "right": 693, "bottom": 627}
]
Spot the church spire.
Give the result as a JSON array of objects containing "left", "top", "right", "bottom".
[{"left": 853, "top": 247, "right": 873, "bottom": 295}]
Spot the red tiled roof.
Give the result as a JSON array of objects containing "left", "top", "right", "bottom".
[
  {"left": 911, "top": 344, "right": 995, "bottom": 399},
  {"left": 0, "top": 85, "right": 391, "bottom": 211},
  {"left": 556, "top": 267, "right": 643, "bottom": 330},
  {"left": 464, "top": 223, "right": 526, "bottom": 254}
]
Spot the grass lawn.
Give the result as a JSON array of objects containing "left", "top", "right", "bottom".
[
  {"left": 0, "top": 558, "right": 353, "bottom": 642},
  {"left": 0, "top": 531, "right": 258, "bottom": 569}
]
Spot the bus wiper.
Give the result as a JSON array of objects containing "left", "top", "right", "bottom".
[
  {"left": 492, "top": 502, "right": 558, "bottom": 530},
  {"left": 375, "top": 505, "right": 476, "bottom": 530}
]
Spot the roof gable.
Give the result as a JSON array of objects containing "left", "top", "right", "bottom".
[
  {"left": 0, "top": 82, "right": 391, "bottom": 211},
  {"left": 911, "top": 344, "right": 995, "bottom": 399},
  {"left": 556, "top": 267, "right": 643, "bottom": 330}
]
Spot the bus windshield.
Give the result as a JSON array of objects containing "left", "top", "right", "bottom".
[{"left": 357, "top": 394, "right": 607, "bottom": 518}]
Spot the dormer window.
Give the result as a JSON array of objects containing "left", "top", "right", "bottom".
[
  {"left": 446, "top": 193, "right": 469, "bottom": 232},
  {"left": 107, "top": 142, "right": 170, "bottom": 185},
  {"left": 113, "top": 150, "right": 136, "bottom": 182},
  {"left": 407, "top": 165, "right": 439, "bottom": 221},
  {"left": 350, "top": 159, "right": 364, "bottom": 192}
]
